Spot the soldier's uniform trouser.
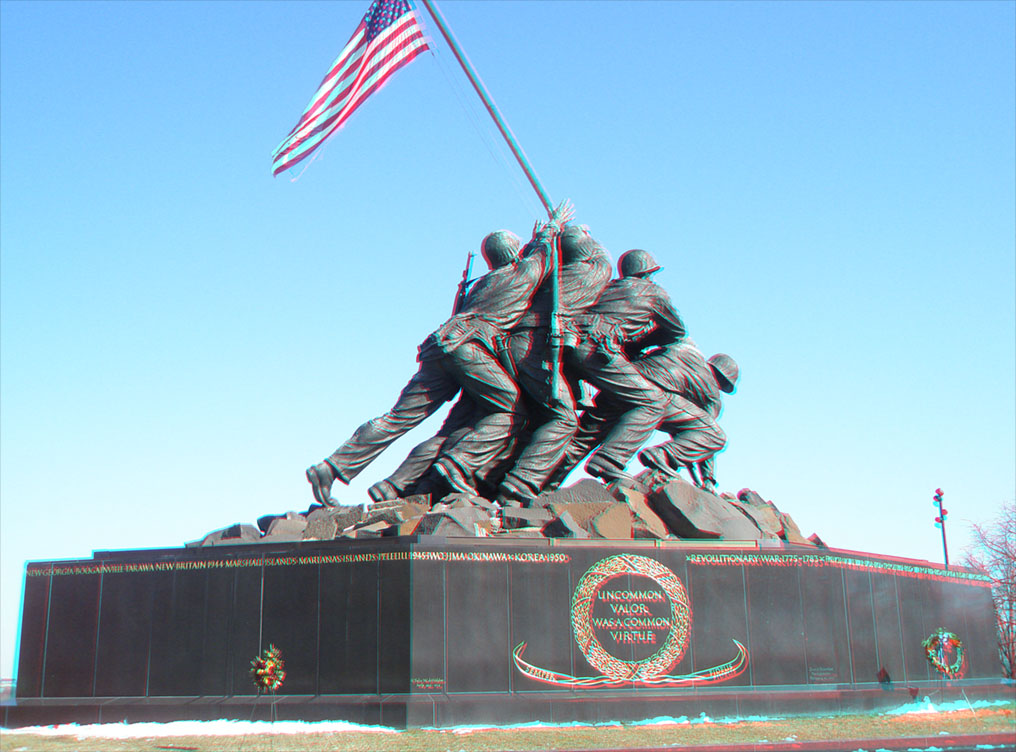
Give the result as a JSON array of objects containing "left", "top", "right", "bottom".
[
  {"left": 498, "top": 327, "right": 579, "bottom": 497},
  {"left": 383, "top": 397, "right": 477, "bottom": 493},
  {"left": 549, "top": 392, "right": 724, "bottom": 488},
  {"left": 564, "top": 338, "right": 667, "bottom": 471},
  {"left": 654, "top": 406, "right": 726, "bottom": 470},
  {"left": 326, "top": 341, "right": 524, "bottom": 482}
]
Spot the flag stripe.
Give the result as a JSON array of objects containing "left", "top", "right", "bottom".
[
  {"left": 273, "top": 28, "right": 426, "bottom": 171},
  {"left": 291, "top": 15, "right": 406, "bottom": 130},
  {"left": 277, "top": 14, "right": 421, "bottom": 154},
  {"left": 278, "top": 36, "right": 367, "bottom": 144},
  {"left": 277, "top": 31, "right": 425, "bottom": 160},
  {"left": 273, "top": 36, "right": 427, "bottom": 175},
  {"left": 272, "top": 2, "right": 428, "bottom": 176},
  {"left": 273, "top": 36, "right": 425, "bottom": 170}
]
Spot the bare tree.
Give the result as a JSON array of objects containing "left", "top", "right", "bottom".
[{"left": 963, "top": 500, "right": 1016, "bottom": 678}]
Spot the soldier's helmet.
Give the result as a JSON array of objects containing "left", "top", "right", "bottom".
[
  {"left": 708, "top": 353, "right": 739, "bottom": 394},
  {"left": 618, "top": 249, "right": 662, "bottom": 278},
  {"left": 480, "top": 230, "right": 522, "bottom": 269},
  {"left": 559, "top": 224, "right": 594, "bottom": 263}
]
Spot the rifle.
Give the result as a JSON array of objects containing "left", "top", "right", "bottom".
[{"left": 451, "top": 250, "right": 475, "bottom": 314}]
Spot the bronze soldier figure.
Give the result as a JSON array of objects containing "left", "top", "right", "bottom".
[
  {"left": 364, "top": 224, "right": 611, "bottom": 505},
  {"left": 549, "top": 343, "right": 738, "bottom": 493},
  {"left": 365, "top": 395, "right": 479, "bottom": 503},
  {"left": 637, "top": 349, "right": 738, "bottom": 492},
  {"left": 306, "top": 202, "right": 574, "bottom": 506},
  {"left": 561, "top": 249, "right": 686, "bottom": 482},
  {"left": 381, "top": 224, "right": 613, "bottom": 504},
  {"left": 493, "top": 224, "right": 613, "bottom": 504}
]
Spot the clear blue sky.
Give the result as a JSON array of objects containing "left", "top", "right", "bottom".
[{"left": 1, "top": 0, "right": 1013, "bottom": 681}]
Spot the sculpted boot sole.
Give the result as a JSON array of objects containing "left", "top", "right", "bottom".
[
  {"left": 367, "top": 479, "right": 400, "bottom": 504},
  {"left": 638, "top": 448, "right": 678, "bottom": 477},
  {"left": 434, "top": 459, "right": 477, "bottom": 496},
  {"left": 584, "top": 455, "right": 632, "bottom": 483}
]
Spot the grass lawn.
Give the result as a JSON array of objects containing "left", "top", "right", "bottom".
[{"left": 1, "top": 702, "right": 1013, "bottom": 752}]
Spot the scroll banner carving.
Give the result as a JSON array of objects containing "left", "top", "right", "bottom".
[{"left": 512, "top": 554, "right": 748, "bottom": 688}]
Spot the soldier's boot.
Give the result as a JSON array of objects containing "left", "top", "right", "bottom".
[
  {"left": 434, "top": 457, "right": 478, "bottom": 496},
  {"left": 584, "top": 454, "right": 632, "bottom": 483},
  {"left": 494, "top": 479, "right": 534, "bottom": 508},
  {"left": 367, "top": 479, "right": 401, "bottom": 505},
  {"left": 306, "top": 460, "right": 348, "bottom": 507},
  {"left": 638, "top": 447, "right": 679, "bottom": 477}
]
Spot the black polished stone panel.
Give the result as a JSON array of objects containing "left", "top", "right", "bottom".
[
  {"left": 198, "top": 568, "right": 235, "bottom": 697},
  {"left": 261, "top": 564, "right": 319, "bottom": 695},
  {"left": 319, "top": 561, "right": 379, "bottom": 695},
  {"left": 408, "top": 559, "right": 445, "bottom": 693},
  {"left": 896, "top": 577, "right": 932, "bottom": 683},
  {"left": 843, "top": 571, "right": 877, "bottom": 685},
  {"left": 94, "top": 573, "right": 153, "bottom": 697},
  {"left": 509, "top": 554, "right": 574, "bottom": 692},
  {"left": 686, "top": 562, "right": 750, "bottom": 687},
  {"left": 801, "top": 568, "right": 850, "bottom": 685},
  {"left": 564, "top": 548, "right": 609, "bottom": 682},
  {"left": 646, "top": 552, "right": 694, "bottom": 682},
  {"left": 14, "top": 539, "right": 1004, "bottom": 725},
  {"left": 15, "top": 573, "right": 50, "bottom": 699},
  {"left": 147, "top": 570, "right": 205, "bottom": 696},
  {"left": 945, "top": 580, "right": 998, "bottom": 679},
  {"left": 43, "top": 573, "right": 100, "bottom": 697},
  {"left": 746, "top": 566, "right": 807, "bottom": 687},
  {"left": 661, "top": 553, "right": 693, "bottom": 674},
  {"left": 379, "top": 559, "right": 412, "bottom": 694},
  {"left": 445, "top": 560, "right": 510, "bottom": 693},
  {"left": 227, "top": 566, "right": 264, "bottom": 696},
  {"left": 871, "top": 573, "right": 905, "bottom": 684}
]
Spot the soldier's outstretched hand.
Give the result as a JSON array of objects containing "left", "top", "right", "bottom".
[
  {"left": 532, "top": 200, "right": 575, "bottom": 237},
  {"left": 548, "top": 199, "right": 575, "bottom": 230}
]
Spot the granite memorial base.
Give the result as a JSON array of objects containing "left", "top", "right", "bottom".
[{"left": 5, "top": 537, "right": 1004, "bottom": 728}]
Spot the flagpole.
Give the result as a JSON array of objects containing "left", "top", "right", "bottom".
[
  {"left": 419, "top": 0, "right": 563, "bottom": 395},
  {"left": 419, "top": 0, "right": 554, "bottom": 218}
]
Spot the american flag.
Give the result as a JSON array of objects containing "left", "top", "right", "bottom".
[{"left": 272, "top": 0, "right": 429, "bottom": 177}]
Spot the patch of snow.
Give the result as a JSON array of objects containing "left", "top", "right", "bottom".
[
  {"left": 7, "top": 719, "right": 401, "bottom": 738},
  {"left": 628, "top": 715, "right": 691, "bottom": 727},
  {"left": 885, "top": 697, "right": 1010, "bottom": 716}
]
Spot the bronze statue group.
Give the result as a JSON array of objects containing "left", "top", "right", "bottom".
[{"left": 307, "top": 202, "right": 739, "bottom": 508}]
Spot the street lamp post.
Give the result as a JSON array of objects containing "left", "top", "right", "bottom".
[{"left": 933, "top": 488, "right": 949, "bottom": 569}]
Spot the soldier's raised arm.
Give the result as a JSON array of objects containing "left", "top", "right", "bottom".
[{"left": 523, "top": 199, "right": 575, "bottom": 257}]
